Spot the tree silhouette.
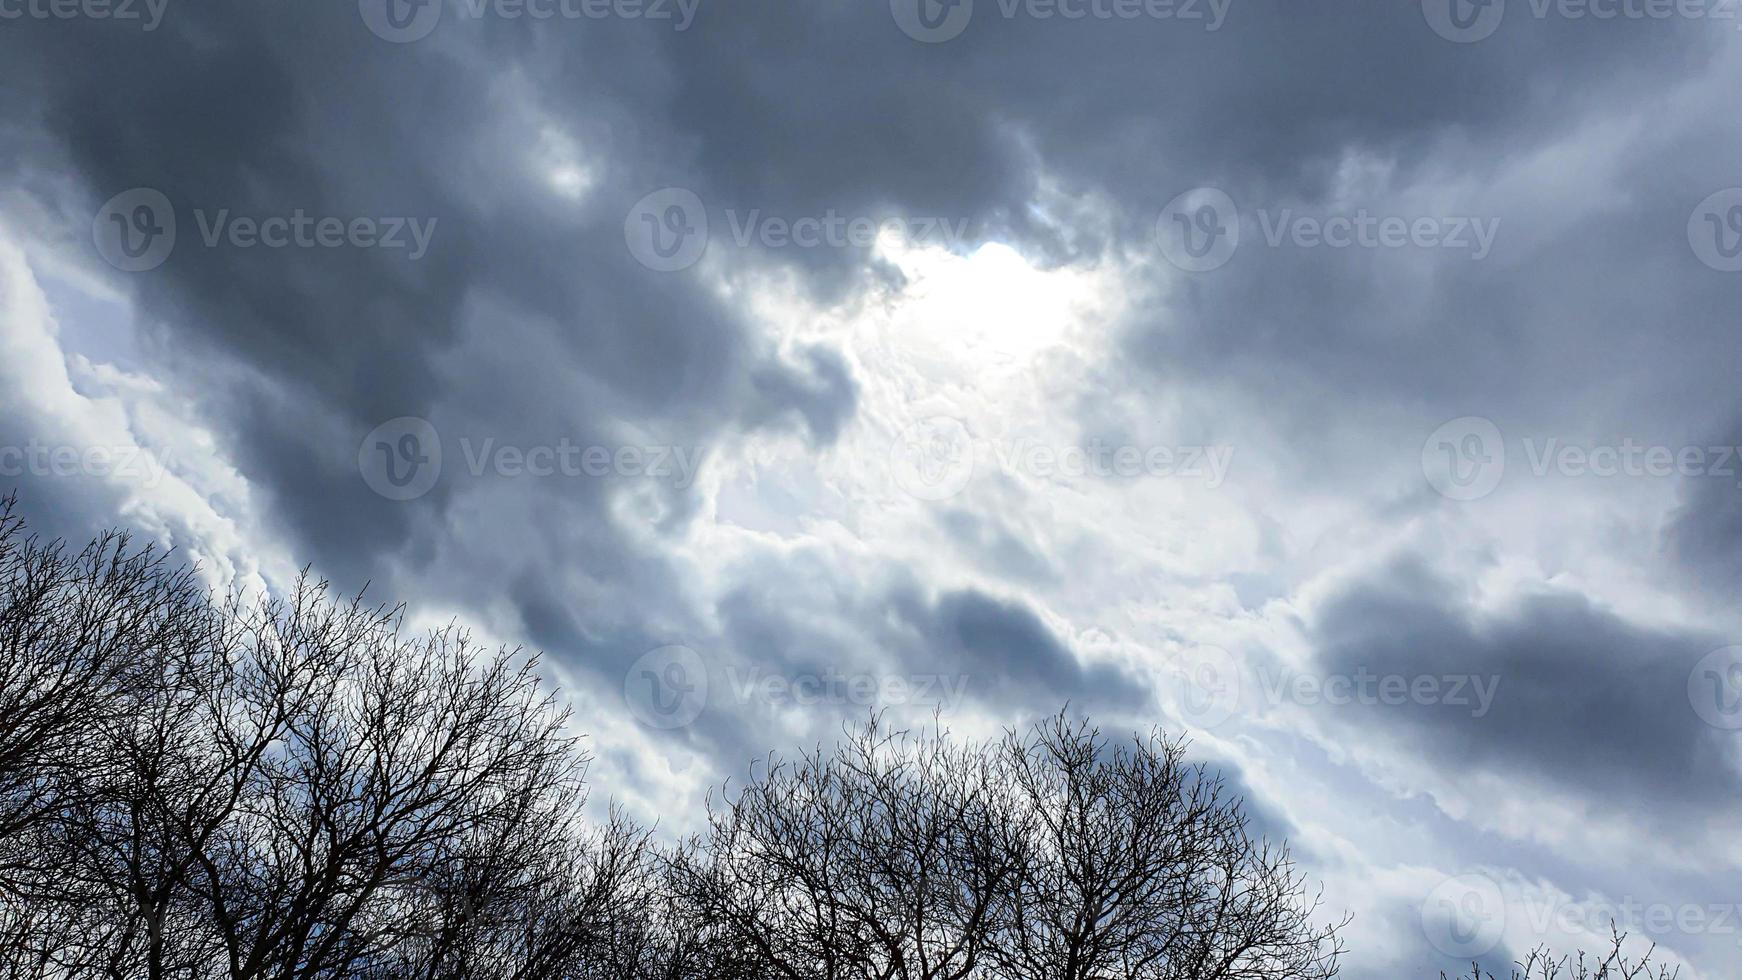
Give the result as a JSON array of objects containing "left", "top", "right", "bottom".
[
  {"left": 0, "top": 502, "right": 654, "bottom": 980},
  {"left": 1445, "top": 929, "right": 1678, "bottom": 980},
  {"left": 671, "top": 714, "right": 1346, "bottom": 980}
]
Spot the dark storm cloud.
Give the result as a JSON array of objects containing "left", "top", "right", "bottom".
[
  {"left": 707, "top": 553, "right": 1144, "bottom": 718},
  {"left": 651, "top": 0, "right": 1724, "bottom": 264},
  {"left": 3, "top": 0, "right": 1730, "bottom": 588},
  {"left": 0, "top": 0, "right": 858, "bottom": 595},
  {"left": 1305, "top": 557, "right": 1740, "bottom": 816},
  {"left": 884, "top": 586, "right": 1150, "bottom": 708},
  {"left": 5, "top": 5, "right": 1742, "bottom": 974},
  {"left": 1663, "top": 423, "right": 1742, "bottom": 595}
]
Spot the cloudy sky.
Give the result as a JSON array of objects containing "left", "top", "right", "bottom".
[{"left": 4, "top": 0, "right": 1742, "bottom": 975}]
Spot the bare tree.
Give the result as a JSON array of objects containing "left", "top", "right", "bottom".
[
  {"left": 0, "top": 506, "right": 656, "bottom": 980},
  {"left": 671, "top": 715, "right": 1023, "bottom": 980},
  {"left": 0, "top": 496, "right": 213, "bottom": 978},
  {"left": 992, "top": 714, "right": 1346, "bottom": 980},
  {"left": 0, "top": 495, "right": 207, "bottom": 884},
  {"left": 675, "top": 714, "right": 1345, "bottom": 980},
  {"left": 1445, "top": 929, "right": 1678, "bottom": 980},
  {"left": 2, "top": 504, "right": 1357, "bottom": 980}
]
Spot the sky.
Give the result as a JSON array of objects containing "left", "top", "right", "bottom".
[{"left": 2, "top": 1, "right": 1742, "bottom": 976}]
